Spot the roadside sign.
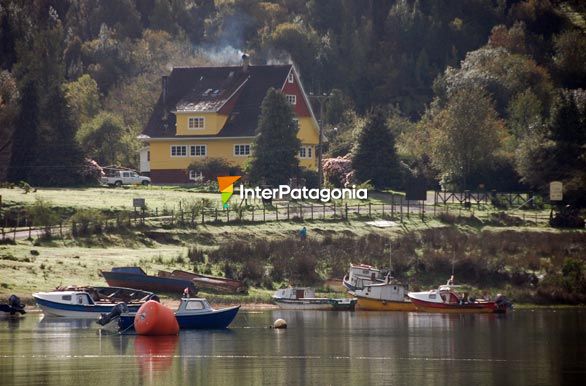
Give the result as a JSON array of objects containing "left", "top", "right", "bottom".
[
  {"left": 133, "top": 198, "right": 146, "bottom": 208},
  {"left": 549, "top": 181, "right": 563, "bottom": 202}
]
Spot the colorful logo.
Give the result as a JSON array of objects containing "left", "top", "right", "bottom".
[{"left": 217, "top": 176, "right": 241, "bottom": 208}]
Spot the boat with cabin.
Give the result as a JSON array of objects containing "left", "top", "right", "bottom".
[
  {"left": 100, "top": 267, "right": 198, "bottom": 294},
  {"left": 33, "top": 286, "right": 158, "bottom": 318},
  {"left": 101, "top": 298, "right": 240, "bottom": 332},
  {"left": 272, "top": 287, "right": 357, "bottom": 311},
  {"left": 342, "top": 264, "right": 386, "bottom": 292},
  {"left": 407, "top": 280, "right": 512, "bottom": 314},
  {"left": 353, "top": 277, "right": 416, "bottom": 311}
]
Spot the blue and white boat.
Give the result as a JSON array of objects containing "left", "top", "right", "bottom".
[
  {"left": 33, "top": 286, "right": 158, "bottom": 318},
  {"left": 116, "top": 298, "right": 240, "bottom": 332}
]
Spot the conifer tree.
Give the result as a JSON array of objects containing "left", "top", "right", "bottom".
[
  {"left": 249, "top": 88, "right": 300, "bottom": 185},
  {"left": 7, "top": 80, "right": 39, "bottom": 183},
  {"left": 352, "top": 108, "right": 401, "bottom": 189}
]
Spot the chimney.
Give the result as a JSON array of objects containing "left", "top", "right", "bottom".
[
  {"left": 162, "top": 75, "right": 168, "bottom": 121},
  {"left": 242, "top": 54, "right": 249, "bottom": 73}
]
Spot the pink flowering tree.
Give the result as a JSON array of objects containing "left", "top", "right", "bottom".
[{"left": 323, "top": 155, "right": 355, "bottom": 188}]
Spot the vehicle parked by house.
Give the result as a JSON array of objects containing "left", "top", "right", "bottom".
[{"left": 100, "top": 167, "right": 151, "bottom": 187}]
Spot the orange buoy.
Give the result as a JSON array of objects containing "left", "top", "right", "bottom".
[{"left": 134, "top": 300, "right": 179, "bottom": 336}]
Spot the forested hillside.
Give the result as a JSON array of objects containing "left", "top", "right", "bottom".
[{"left": 0, "top": 0, "right": 584, "bottom": 203}]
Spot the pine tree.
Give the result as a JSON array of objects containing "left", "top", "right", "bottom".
[
  {"left": 7, "top": 80, "right": 39, "bottom": 183},
  {"left": 352, "top": 108, "right": 401, "bottom": 189},
  {"left": 249, "top": 88, "right": 300, "bottom": 185}
]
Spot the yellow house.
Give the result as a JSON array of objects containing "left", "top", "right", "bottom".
[{"left": 139, "top": 59, "right": 320, "bottom": 183}]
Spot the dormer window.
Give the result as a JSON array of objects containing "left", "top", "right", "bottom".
[
  {"left": 188, "top": 117, "right": 205, "bottom": 129},
  {"left": 286, "top": 94, "right": 296, "bottom": 105},
  {"left": 288, "top": 72, "right": 294, "bottom": 83}
]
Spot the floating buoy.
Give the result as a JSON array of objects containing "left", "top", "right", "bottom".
[
  {"left": 273, "top": 318, "right": 287, "bottom": 329},
  {"left": 134, "top": 300, "right": 179, "bottom": 336}
]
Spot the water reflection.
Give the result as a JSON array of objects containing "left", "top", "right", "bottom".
[{"left": 135, "top": 335, "right": 178, "bottom": 381}]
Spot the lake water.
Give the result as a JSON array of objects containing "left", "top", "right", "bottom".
[{"left": 1, "top": 309, "right": 584, "bottom": 386}]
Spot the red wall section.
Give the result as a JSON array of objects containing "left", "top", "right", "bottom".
[
  {"left": 281, "top": 72, "right": 311, "bottom": 117},
  {"left": 150, "top": 169, "right": 190, "bottom": 184}
]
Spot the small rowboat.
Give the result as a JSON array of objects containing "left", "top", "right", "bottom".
[
  {"left": 408, "top": 285, "right": 512, "bottom": 314},
  {"left": 0, "top": 295, "right": 26, "bottom": 317},
  {"left": 273, "top": 288, "right": 357, "bottom": 311}
]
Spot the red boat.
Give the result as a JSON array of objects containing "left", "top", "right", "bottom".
[
  {"left": 158, "top": 270, "right": 247, "bottom": 294},
  {"left": 407, "top": 284, "right": 511, "bottom": 314}
]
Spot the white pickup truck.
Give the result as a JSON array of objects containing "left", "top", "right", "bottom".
[{"left": 101, "top": 170, "right": 151, "bottom": 187}]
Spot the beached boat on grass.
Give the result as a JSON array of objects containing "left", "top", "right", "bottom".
[
  {"left": 272, "top": 288, "right": 357, "bottom": 311},
  {"left": 158, "top": 270, "right": 247, "bottom": 294},
  {"left": 33, "top": 286, "right": 157, "bottom": 318},
  {"left": 342, "top": 264, "right": 386, "bottom": 292},
  {"left": 100, "top": 267, "right": 198, "bottom": 294}
]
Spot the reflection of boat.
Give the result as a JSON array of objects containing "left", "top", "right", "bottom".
[
  {"left": 158, "top": 270, "right": 247, "bottom": 294},
  {"left": 408, "top": 284, "right": 511, "bottom": 314},
  {"left": 272, "top": 288, "right": 357, "bottom": 311},
  {"left": 353, "top": 279, "right": 416, "bottom": 311},
  {"left": 116, "top": 298, "right": 240, "bottom": 332},
  {"left": 342, "top": 264, "right": 386, "bottom": 292},
  {"left": 100, "top": 267, "right": 198, "bottom": 294},
  {"left": 0, "top": 295, "right": 26, "bottom": 317},
  {"left": 33, "top": 286, "right": 157, "bottom": 318}
]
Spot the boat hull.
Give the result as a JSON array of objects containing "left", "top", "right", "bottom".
[
  {"left": 409, "top": 298, "right": 499, "bottom": 314},
  {"left": 274, "top": 298, "right": 356, "bottom": 311},
  {"left": 34, "top": 296, "right": 142, "bottom": 318},
  {"left": 101, "top": 271, "right": 196, "bottom": 294},
  {"left": 118, "top": 305, "right": 240, "bottom": 331},
  {"left": 356, "top": 296, "right": 417, "bottom": 311}
]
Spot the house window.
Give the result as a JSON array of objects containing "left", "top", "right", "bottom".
[
  {"left": 286, "top": 94, "right": 296, "bottom": 105},
  {"left": 288, "top": 72, "right": 294, "bottom": 83},
  {"left": 171, "top": 145, "right": 187, "bottom": 157},
  {"left": 299, "top": 145, "right": 312, "bottom": 159},
  {"left": 292, "top": 118, "right": 299, "bottom": 130},
  {"left": 188, "top": 117, "right": 205, "bottom": 129},
  {"left": 234, "top": 144, "right": 251, "bottom": 156},
  {"left": 189, "top": 170, "right": 203, "bottom": 182},
  {"left": 190, "top": 145, "right": 207, "bottom": 157}
]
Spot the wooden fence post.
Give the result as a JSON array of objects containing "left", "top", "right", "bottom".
[
  {"left": 382, "top": 203, "right": 385, "bottom": 217},
  {"left": 287, "top": 203, "right": 290, "bottom": 220},
  {"left": 226, "top": 208, "right": 230, "bottom": 223},
  {"left": 333, "top": 202, "right": 336, "bottom": 218},
  {"left": 345, "top": 203, "right": 348, "bottom": 220},
  {"left": 407, "top": 199, "right": 410, "bottom": 218},
  {"left": 311, "top": 203, "right": 314, "bottom": 220},
  {"left": 276, "top": 205, "right": 279, "bottom": 221},
  {"left": 400, "top": 196, "right": 403, "bottom": 221},
  {"left": 368, "top": 203, "right": 372, "bottom": 218},
  {"left": 263, "top": 206, "right": 266, "bottom": 222}
]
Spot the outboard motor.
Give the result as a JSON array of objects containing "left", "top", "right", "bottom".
[
  {"left": 8, "top": 295, "right": 26, "bottom": 314},
  {"left": 495, "top": 294, "right": 513, "bottom": 312},
  {"left": 97, "top": 303, "right": 128, "bottom": 326}
]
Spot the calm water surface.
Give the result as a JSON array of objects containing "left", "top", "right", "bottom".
[{"left": 1, "top": 309, "right": 584, "bottom": 386}]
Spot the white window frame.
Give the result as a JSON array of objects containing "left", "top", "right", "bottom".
[
  {"left": 171, "top": 145, "right": 188, "bottom": 157},
  {"left": 190, "top": 145, "right": 207, "bottom": 157},
  {"left": 286, "top": 94, "right": 296, "bottom": 105},
  {"left": 234, "top": 144, "right": 251, "bottom": 156},
  {"left": 188, "top": 116, "right": 205, "bottom": 130},
  {"left": 189, "top": 170, "right": 204, "bottom": 182},
  {"left": 288, "top": 73, "right": 294, "bottom": 83},
  {"left": 299, "top": 145, "right": 313, "bottom": 159}
]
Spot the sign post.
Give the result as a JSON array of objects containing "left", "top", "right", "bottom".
[{"left": 549, "top": 181, "right": 563, "bottom": 202}]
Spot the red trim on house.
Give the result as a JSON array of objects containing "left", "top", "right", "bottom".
[
  {"left": 150, "top": 169, "right": 190, "bottom": 184},
  {"left": 281, "top": 73, "right": 311, "bottom": 117}
]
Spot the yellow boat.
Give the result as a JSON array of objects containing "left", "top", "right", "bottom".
[{"left": 353, "top": 280, "right": 416, "bottom": 311}]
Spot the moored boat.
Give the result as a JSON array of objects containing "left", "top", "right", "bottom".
[
  {"left": 407, "top": 284, "right": 512, "bottom": 314},
  {"left": 0, "top": 295, "right": 26, "bottom": 317},
  {"left": 272, "top": 287, "right": 357, "bottom": 311},
  {"left": 33, "top": 286, "right": 158, "bottom": 318},
  {"left": 353, "top": 279, "right": 416, "bottom": 311},
  {"left": 158, "top": 269, "right": 247, "bottom": 294},
  {"left": 342, "top": 264, "right": 386, "bottom": 292},
  {"left": 112, "top": 298, "right": 240, "bottom": 332},
  {"left": 100, "top": 267, "right": 198, "bottom": 294}
]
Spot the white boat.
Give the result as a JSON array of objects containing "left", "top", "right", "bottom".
[
  {"left": 272, "top": 287, "right": 356, "bottom": 311},
  {"left": 342, "top": 263, "right": 386, "bottom": 292},
  {"left": 33, "top": 286, "right": 157, "bottom": 318}
]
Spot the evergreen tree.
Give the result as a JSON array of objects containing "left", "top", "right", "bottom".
[
  {"left": 249, "top": 88, "right": 300, "bottom": 185},
  {"left": 7, "top": 80, "right": 39, "bottom": 183},
  {"left": 351, "top": 108, "right": 401, "bottom": 189}
]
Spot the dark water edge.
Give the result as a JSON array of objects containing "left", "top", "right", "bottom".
[{"left": 1, "top": 309, "right": 585, "bottom": 386}]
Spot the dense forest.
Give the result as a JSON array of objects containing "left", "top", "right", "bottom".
[{"left": 0, "top": 0, "right": 584, "bottom": 203}]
